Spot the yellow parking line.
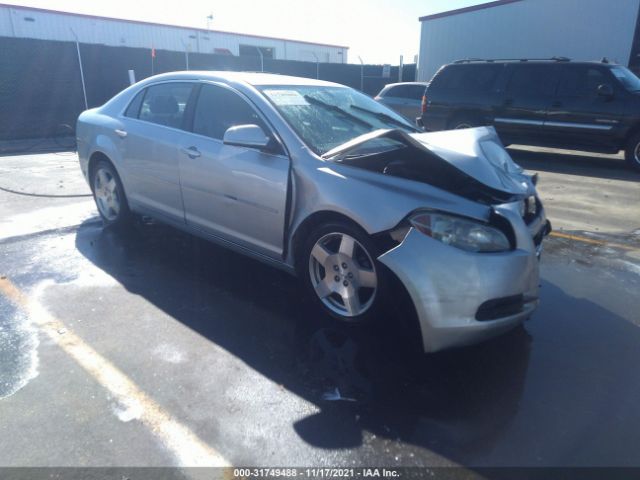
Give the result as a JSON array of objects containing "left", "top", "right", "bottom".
[
  {"left": 0, "top": 276, "right": 230, "bottom": 468},
  {"left": 550, "top": 231, "right": 637, "bottom": 251}
]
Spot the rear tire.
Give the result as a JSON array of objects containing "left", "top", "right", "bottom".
[
  {"left": 624, "top": 133, "right": 640, "bottom": 172},
  {"left": 449, "top": 117, "right": 477, "bottom": 130},
  {"left": 91, "top": 159, "right": 131, "bottom": 229}
]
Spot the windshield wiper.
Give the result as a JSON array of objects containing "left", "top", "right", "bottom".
[
  {"left": 350, "top": 105, "right": 419, "bottom": 132},
  {"left": 303, "top": 95, "right": 373, "bottom": 128}
]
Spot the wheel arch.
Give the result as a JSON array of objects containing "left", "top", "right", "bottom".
[
  {"left": 291, "top": 208, "right": 424, "bottom": 349},
  {"left": 447, "top": 111, "right": 482, "bottom": 129},
  {"left": 88, "top": 151, "right": 127, "bottom": 194},
  {"left": 291, "top": 210, "right": 365, "bottom": 273},
  {"left": 624, "top": 122, "right": 640, "bottom": 147}
]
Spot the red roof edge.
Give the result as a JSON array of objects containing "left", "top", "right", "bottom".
[
  {"left": 0, "top": 2, "right": 349, "bottom": 49},
  {"left": 419, "top": 0, "right": 524, "bottom": 22}
]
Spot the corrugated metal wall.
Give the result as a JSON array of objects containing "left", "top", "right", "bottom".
[
  {"left": 0, "top": 5, "right": 348, "bottom": 63},
  {"left": 417, "top": 0, "right": 640, "bottom": 81}
]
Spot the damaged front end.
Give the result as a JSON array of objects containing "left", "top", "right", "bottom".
[
  {"left": 322, "top": 126, "right": 536, "bottom": 205},
  {"left": 324, "top": 127, "right": 551, "bottom": 353}
]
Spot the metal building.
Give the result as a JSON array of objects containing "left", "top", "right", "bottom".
[
  {"left": 417, "top": 0, "right": 640, "bottom": 81},
  {"left": 0, "top": 3, "right": 348, "bottom": 63}
]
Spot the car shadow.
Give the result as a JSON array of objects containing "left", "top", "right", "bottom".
[
  {"left": 75, "top": 218, "right": 640, "bottom": 469},
  {"left": 507, "top": 146, "right": 640, "bottom": 182}
]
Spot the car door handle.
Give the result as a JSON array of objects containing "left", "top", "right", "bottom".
[
  {"left": 114, "top": 129, "right": 127, "bottom": 138},
  {"left": 551, "top": 100, "right": 562, "bottom": 108},
  {"left": 503, "top": 98, "right": 514, "bottom": 106},
  {"left": 181, "top": 146, "right": 201, "bottom": 158}
]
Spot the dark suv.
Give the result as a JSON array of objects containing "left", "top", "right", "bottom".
[{"left": 417, "top": 58, "right": 640, "bottom": 171}]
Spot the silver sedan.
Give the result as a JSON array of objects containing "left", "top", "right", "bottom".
[{"left": 76, "top": 71, "right": 550, "bottom": 353}]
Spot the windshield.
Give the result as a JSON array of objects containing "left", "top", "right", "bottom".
[
  {"left": 611, "top": 66, "right": 640, "bottom": 92},
  {"left": 259, "top": 85, "right": 419, "bottom": 155}
]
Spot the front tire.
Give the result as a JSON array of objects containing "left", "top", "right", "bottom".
[
  {"left": 301, "top": 221, "right": 388, "bottom": 323},
  {"left": 624, "top": 133, "right": 640, "bottom": 172},
  {"left": 91, "top": 160, "right": 131, "bottom": 228}
]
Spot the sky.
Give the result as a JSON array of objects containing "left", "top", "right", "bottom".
[{"left": 7, "top": 0, "right": 489, "bottom": 64}]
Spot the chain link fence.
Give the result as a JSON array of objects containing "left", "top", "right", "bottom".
[{"left": 0, "top": 36, "right": 416, "bottom": 141}]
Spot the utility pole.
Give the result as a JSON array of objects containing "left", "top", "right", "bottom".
[
  {"left": 357, "top": 56, "right": 364, "bottom": 92},
  {"left": 69, "top": 28, "right": 88, "bottom": 110}
]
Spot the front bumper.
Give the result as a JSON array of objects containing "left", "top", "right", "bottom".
[{"left": 378, "top": 208, "right": 547, "bottom": 353}]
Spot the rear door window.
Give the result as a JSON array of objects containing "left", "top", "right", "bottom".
[
  {"left": 384, "top": 84, "right": 426, "bottom": 100},
  {"left": 138, "top": 82, "right": 194, "bottom": 129},
  {"left": 506, "top": 65, "right": 559, "bottom": 98},
  {"left": 407, "top": 84, "right": 426, "bottom": 100},
  {"left": 382, "top": 85, "right": 408, "bottom": 98}
]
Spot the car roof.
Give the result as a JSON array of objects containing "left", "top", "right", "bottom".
[
  {"left": 383, "top": 82, "right": 428, "bottom": 87},
  {"left": 140, "top": 70, "right": 345, "bottom": 88},
  {"left": 448, "top": 60, "right": 618, "bottom": 68}
]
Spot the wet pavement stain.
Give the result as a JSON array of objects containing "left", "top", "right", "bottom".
[{"left": 0, "top": 300, "right": 39, "bottom": 399}]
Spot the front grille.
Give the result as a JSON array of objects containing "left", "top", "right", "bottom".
[{"left": 476, "top": 294, "right": 524, "bottom": 321}]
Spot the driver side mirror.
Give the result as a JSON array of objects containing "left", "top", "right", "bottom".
[
  {"left": 597, "top": 83, "right": 614, "bottom": 98},
  {"left": 223, "top": 124, "right": 271, "bottom": 150}
]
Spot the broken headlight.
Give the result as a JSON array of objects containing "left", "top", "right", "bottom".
[{"left": 410, "top": 212, "right": 511, "bottom": 252}]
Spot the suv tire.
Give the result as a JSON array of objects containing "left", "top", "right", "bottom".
[{"left": 625, "top": 132, "right": 640, "bottom": 172}]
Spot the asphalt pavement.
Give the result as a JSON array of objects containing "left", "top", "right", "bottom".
[{"left": 0, "top": 147, "right": 639, "bottom": 474}]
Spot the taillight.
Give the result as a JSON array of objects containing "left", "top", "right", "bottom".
[{"left": 421, "top": 95, "right": 427, "bottom": 113}]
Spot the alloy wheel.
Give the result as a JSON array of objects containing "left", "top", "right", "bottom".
[
  {"left": 634, "top": 141, "right": 640, "bottom": 166},
  {"left": 93, "top": 168, "right": 121, "bottom": 221},
  {"left": 308, "top": 232, "right": 378, "bottom": 318}
]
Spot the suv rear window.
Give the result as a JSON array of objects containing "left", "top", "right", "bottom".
[{"left": 430, "top": 64, "right": 501, "bottom": 93}]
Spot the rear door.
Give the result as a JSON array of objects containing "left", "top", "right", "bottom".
[
  {"left": 493, "top": 64, "right": 560, "bottom": 144},
  {"left": 119, "top": 82, "right": 195, "bottom": 221},
  {"left": 177, "top": 83, "right": 290, "bottom": 259},
  {"left": 544, "top": 65, "right": 627, "bottom": 149}
]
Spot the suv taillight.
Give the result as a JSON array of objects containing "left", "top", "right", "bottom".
[{"left": 421, "top": 95, "right": 427, "bottom": 113}]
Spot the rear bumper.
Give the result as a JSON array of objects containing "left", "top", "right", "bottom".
[{"left": 378, "top": 207, "right": 547, "bottom": 353}]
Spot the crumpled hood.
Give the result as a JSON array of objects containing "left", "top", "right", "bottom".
[
  {"left": 411, "top": 126, "right": 531, "bottom": 195},
  {"left": 323, "top": 126, "right": 533, "bottom": 197}
]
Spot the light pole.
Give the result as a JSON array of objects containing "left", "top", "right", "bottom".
[
  {"left": 69, "top": 28, "right": 88, "bottom": 110},
  {"left": 180, "top": 39, "right": 190, "bottom": 70},
  {"left": 357, "top": 56, "right": 364, "bottom": 92},
  {"left": 255, "top": 46, "right": 264, "bottom": 72},
  {"left": 206, "top": 13, "right": 213, "bottom": 31},
  {"left": 311, "top": 52, "right": 319, "bottom": 79}
]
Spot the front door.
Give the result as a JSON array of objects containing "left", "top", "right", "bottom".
[
  {"left": 178, "top": 83, "right": 290, "bottom": 259},
  {"left": 544, "top": 65, "right": 627, "bottom": 149}
]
